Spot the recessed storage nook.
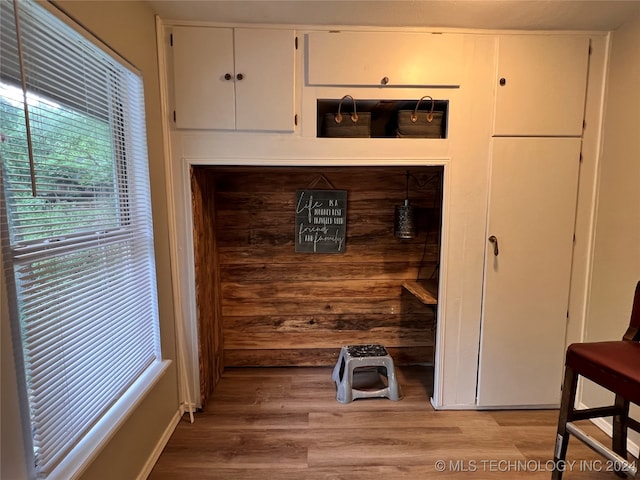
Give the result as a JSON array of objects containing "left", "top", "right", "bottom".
[
  {"left": 191, "top": 166, "right": 442, "bottom": 405},
  {"left": 317, "top": 98, "right": 449, "bottom": 138}
]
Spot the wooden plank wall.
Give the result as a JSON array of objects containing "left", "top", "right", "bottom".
[
  {"left": 192, "top": 166, "right": 442, "bottom": 371},
  {"left": 191, "top": 167, "right": 224, "bottom": 406}
]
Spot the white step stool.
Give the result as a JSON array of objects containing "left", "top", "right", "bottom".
[{"left": 332, "top": 344, "right": 401, "bottom": 403}]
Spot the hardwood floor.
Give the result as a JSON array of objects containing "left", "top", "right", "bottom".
[{"left": 149, "top": 366, "right": 636, "bottom": 479}]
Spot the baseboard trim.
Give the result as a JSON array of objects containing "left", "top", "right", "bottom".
[{"left": 136, "top": 409, "right": 182, "bottom": 480}]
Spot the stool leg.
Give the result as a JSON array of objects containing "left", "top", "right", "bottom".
[
  {"left": 333, "top": 348, "right": 350, "bottom": 403},
  {"left": 386, "top": 361, "right": 401, "bottom": 401},
  {"left": 339, "top": 360, "right": 355, "bottom": 403},
  {"left": 552, "top": 366, "right": 578, "bottom": 480},
  {"left": 332, "top": 348, "right": 346, "bottom": 383}
]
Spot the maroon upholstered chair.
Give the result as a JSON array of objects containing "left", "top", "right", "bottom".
[{"left": 552, "top": 281, "right": 640, "bottom": 479}]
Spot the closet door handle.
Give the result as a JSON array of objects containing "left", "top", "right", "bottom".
[
  {"left": 236, "top": 73, "right": 244, "bottom": 81},
  {"left": 488, "top": 235, "right": 499, "bottom": 256},
  {"left": 224, "top": 73, "right": 232, "bottom": 80}
]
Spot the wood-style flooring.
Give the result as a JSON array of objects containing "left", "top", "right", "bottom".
[{"left": 148, "top": 366, "right": 636, "bottom": 479}]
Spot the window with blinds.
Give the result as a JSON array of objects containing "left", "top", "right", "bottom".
[{"left": 0, "top": 1, "right": 162, "bottom": 478}]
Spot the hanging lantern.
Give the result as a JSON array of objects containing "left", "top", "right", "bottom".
[
  {"left": 394, "top": 171, "right": 416, "bottom": 239},
  {"left": 394, "top": 200, "right": 416, "bottom": 239}
]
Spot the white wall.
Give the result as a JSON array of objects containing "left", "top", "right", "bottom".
[
  {"left": 1, "top": 2, "right": 181, "bottom": 479},
  {"left": 581, "top": 10, "right": 640, "bottom": 452}
]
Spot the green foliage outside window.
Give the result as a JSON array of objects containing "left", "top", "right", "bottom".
[{"left": 1, "top": 83, "right": 120, "bottom": 244}]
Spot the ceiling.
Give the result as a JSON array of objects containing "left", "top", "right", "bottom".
[{"left": 147, "top": 0, "right": 640, "bottom": 31}]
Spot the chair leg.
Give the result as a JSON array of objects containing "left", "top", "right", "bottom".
[
  {"left": 613, "top": 395, "right": 629, "bottom": 457},
  {"left": 613, "top": 394, "right": 630, "bottom": 478},
  {"left": 552, "top": 365, "right": 578, "bottom": 480}
]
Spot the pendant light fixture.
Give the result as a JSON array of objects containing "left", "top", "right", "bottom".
[{"left": 394, "top": 171, "right": 416, "bottom": 239}]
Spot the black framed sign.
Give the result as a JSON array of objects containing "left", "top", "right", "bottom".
[{"left": 295, "top": 189, "right": 347, "bottom": 253}]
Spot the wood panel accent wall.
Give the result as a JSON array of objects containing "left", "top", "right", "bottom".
[
  {"left": 191, "top": 167, "right": 224, "bottom": 406},
  {"left": 192, "top": 166, "right": 442, "bottom": 372}
]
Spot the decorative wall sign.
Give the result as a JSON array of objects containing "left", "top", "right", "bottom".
[{"left": 295, "top": 189, "right": 347, "bottom": 253}]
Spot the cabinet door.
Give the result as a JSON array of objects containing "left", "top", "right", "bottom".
[
  {"left": 307, "top": 32, "right": 463, "bottom": 87},
  {"left": 172, "top": 27, "right": 235, "bottom": 130},
  {"left": 234, "top": 28, "right": 295, "bottom": 132},
  {"left": 477, "top": 138, "right": 580, "bottom": 407},
  {"left": 494, "top": 35, "right": 590, "bottom": 136}
]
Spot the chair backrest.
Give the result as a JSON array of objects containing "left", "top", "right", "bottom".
[{"left": 623, "top": 280, "right": 640, "bottom": 341}]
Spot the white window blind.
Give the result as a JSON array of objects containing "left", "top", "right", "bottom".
[{"left": 0, "top": 1, "right": 162, "bottom": 477}]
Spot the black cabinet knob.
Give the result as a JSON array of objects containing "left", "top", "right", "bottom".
[
  {"left": 236, "top": 73, "right": 244, "bottom": 81},
  {"left": 499, "top": 77, "right": 506, "bottom": 86},
  {"left": 381, "top": 76, "right": 389, "bottom": 85},
  {"left": 224, "top": 73, "right": 232, "bottom": 80}
]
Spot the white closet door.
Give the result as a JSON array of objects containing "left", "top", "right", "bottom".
[{"left": 477, "top": 137, "right": 580, "bottom": 407}]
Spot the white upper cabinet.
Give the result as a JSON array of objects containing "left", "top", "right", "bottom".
[
  {"left": 306, "top": 31, "right": 464, "bottom": 87},
  {"left": 494, "top": 35, "right": 590, "bottom": 136},
  {"left": 172, "top": 27, "right": 296, "bottom": 132}
]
